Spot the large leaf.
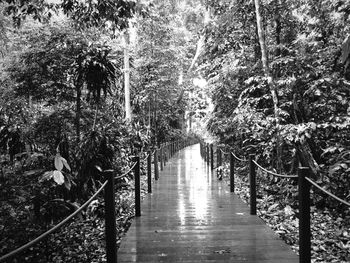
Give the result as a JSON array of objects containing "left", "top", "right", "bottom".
[
  {"left": 53, "top": 170, "right": 65, "bottom": 185},
  {"left": 39, "top": 171, "right": 54, "bottom": 182},
  {"left": 61, "top": 157, "right": 71, "bottom": 171},
  {"left": 54, "top": 154, "right": 64, "bottom": 171}
]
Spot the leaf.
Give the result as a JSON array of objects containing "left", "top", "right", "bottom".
[
  {"left": 95, "top": 165, "right": 102, "bottom": 172},
  {"left": 39, "top": 171, "right": 53, "bottom": 182},
  {"left": 53, "top": 170, "right": 65, "bottom": 185},
  {"left": 25, "top": 169, "right": 44, "bottom": 176},
  {"left": 340, "top": 163, "right": 348, "bottom": 169},
  {"left": 54, "top": 154, "right": 63, "bottom": 171},
  {"left": 284, "top": 205, "right": 294, "bottom": 216},
  {"left": 214, "top": 249, "right": 231, "bottom": 254},
  {"left": 268, "top": 203, "right": 279, "bottom": 212},
  {"left": 61, "top": 157, "right": 71, "bottom": 171},
  {"left": 341, "top": 35, "right": 350, "bottom": 64},
  {"left": 64, "top": 176, "right": 71, "bottom": 190}
]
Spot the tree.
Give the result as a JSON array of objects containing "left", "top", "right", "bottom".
[
  {"left": 201, "top": 0, "right": 350, "bottom": 190},
  {"left": 254, "top": 0, "right": 283, "bottom": 171},
  {"left": 123, "top": 28, "right": 132, "bottom": 121},
  {"left": 133, "top": 0, "right": 201, "bottom": 143}
]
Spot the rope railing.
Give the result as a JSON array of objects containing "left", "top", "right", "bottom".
[
  {"left": 217, "top": 148, "right": 247, "bottom": 162},
  {"left": 115, "top": 161, "right": 137, "bottom": 180},
  {"left": 0, "top": 180, "right": 108, "bottom": 262},
  {"left": 142, "top": 152, "right": 150, "bottom": 162},
  {"left": 231, "top": 152, "right": 247, "bottom": 162},
  {"left": 252, "top": 160, "right": 298, "bottom": 179},
  {"left": 219, "top": 149, "right": 229, "bottom": 155},
  {"left": 199, "top": 140, "right": 349, "bottom": 263},
  {"left": 0, "top": 157, "right": 140, "bottom": 262},
  {"left": 304, "top": 177, "right": 350, "bottom": 207},
  {"left": 0, "top": 138, "right": 206, "bottom": 263}
]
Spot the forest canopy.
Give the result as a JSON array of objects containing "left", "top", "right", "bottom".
[{"left": 0, "top": 0, "right": 349, "bottom": 262}]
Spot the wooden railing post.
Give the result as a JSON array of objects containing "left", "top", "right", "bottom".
[
  {"left": 249, "top": 154, "right": 257, "bottom": 215},
  {"left": 203, "top": 143, "right": 205, "bottom": 159},
  {"left": 163, "top": 145, "right": 166, "bottom": 166},
  {"left": 154, "top": 150, "right": 159, "bottom": 180},
  {"left": 230, "top": 153, "right": 235, "bottom": 193},
  {"left": 164, "top": 144, "right": 168, "bottom": 164},
  {"left": 201, "top": 142, "right": 204, "bottom": 159},
  {"left": 134, "top": 156, "right": 141, "bottom": 217},
  {"left": 160, "top": 146, "right": 164, "bottom": 171},
  {"left": 104, "top": 170, "right": 117, "bottom": 263},
  {"left": 216, "top": 146, "right": 220, "bottom": 176},
  {"left": 206, "top": 144, "right": 209, "bottom": 166},
  {"left": 147, "top": 151, "right": 152, "bottom": 193},
  {"left": 210, "top": 144, "right": 214, "bottom": 170},
  {"left": 217, "top": 147, "right": 222, "bottom": 177},
  {"left": 298, "top": 167, "right": 311, "bottom": 263}
]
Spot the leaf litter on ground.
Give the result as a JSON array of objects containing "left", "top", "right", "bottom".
[{"left": 222, "top": 163, "right": 350, "bottom": 263}]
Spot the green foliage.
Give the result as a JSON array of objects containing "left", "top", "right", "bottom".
[
  {"left": 75, "top": 44, "right": 118, "bottom": 103},
  {"left": 134, "top": 0, "right": 197, "bottom": 143},
  {"left": 7, "top": 23, "right": 86, "bottom": 103},
  {"left": 202, "top": 0, "right": 350, "bottom": 211},
  {"left": 61, "top": 0, "right": 142, "bottom": 30},
  {"left": 1, "top": 0, "right": 144, "bottom": 30},
  {"left": 33, "top": 109, "right": 75, "bottom": 153}
]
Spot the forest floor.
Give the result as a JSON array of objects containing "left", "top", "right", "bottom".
[
  {"left": 221, "top": 165, "right": 350, "bottom": 263},
  {"left": 0, "top": 164, "right": 150, "bottom": 263},
  {"left": 1, "top": 158, "right": 349, "bottom": 262}
]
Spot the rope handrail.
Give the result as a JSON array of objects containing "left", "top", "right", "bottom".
[
  {"left": 115, "top": 161, "right": 137, "bottom": 180},
  {"left": 219, "top": 149, "right": 228, "bottom": 154},
  {"left": 142, "top": 153, "right": 150, "bottom": 162},
  {"left": 218, "top": 149, "right": 247, "bottom": 162},
  {"left": 253, "top": 160, "right": 298, "bottom": 179},
  {"left": 305, "top": 177, "right": 350, "bottom": 207},
  {"left": 231, "top": 152, "right": 247, "bottom": 162},
  {"left": 0, "top": 180, "right": 108, "bottom": 262}
]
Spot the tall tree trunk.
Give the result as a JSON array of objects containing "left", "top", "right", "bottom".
[
  {"left": 124, "top": 29, "right": 132, "bottom": 122},
  {"left": 274, "top": 0, "right": 281, "bottom": 58},
  {"left": 255, "top": 0, "right": 319, "bottom": 176},
  {"left": 254, "top": 0, "right": 282, "bottom": 171},
  {"left": 254, "top": 23, "right": 261, "bottom": 62},
  {"left": 75, "top": 69, "right": 83, "bottom": 144},
  {"left": 154, "top": 92, "right": 158, "bottom": 146},
  {"left": 75, "top": 85, "right": 81, "bottom": 144}
]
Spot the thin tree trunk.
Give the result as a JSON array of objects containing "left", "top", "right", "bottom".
[
  {"left": 254, "top": 0, "right": 278, "bottom": 108},
  {"left": 154, "top": 92, "right": 158, "bottom": 146},
  {"left": 274, "top": 0, "right": 281, "bottom": 58},
  {"left": 75, "top": 70, "right": 83, "bottom": 144},
  {"left": 254, "top": 0, "right": 282, "bottom": 171},
  {"left": 92, "top": 104, "right": 99, "bottom": 131},
  {"left": 124, "top": 30, "right": 132, "bottom": 122},
  {"left": 75, "top": 85, "right": 81, "bottom": 144},
  {"left": 254, "top": 22, "right": 261, "bottom": 62}
]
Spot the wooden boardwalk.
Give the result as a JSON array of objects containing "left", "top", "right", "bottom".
[{"left": 118, "top": 144, "right": 298, "bottom": 262}]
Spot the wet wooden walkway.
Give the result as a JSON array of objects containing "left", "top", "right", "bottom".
[{"left": 118, "top": 144, "right": 298, "bottom": 262}]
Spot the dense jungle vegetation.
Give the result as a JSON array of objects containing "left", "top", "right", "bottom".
[
  {"left": 0, "top": 0, "right": 349, "bottom": 262},
  {"left": 200, "top": 0, "right": 350, "bottom": 262}
]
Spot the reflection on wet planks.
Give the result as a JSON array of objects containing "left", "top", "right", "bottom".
[{"left": 118, "top": 144, "right": 298, "bottom": 262}]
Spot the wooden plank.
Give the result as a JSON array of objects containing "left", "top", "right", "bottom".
[{"left": 118, "top": 144, "right": 298, "bottom": 262}]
